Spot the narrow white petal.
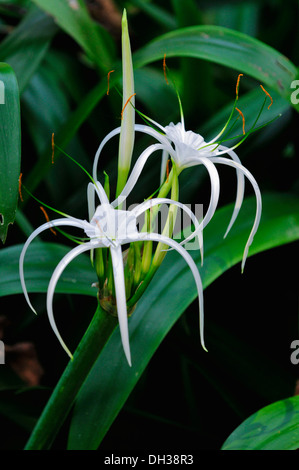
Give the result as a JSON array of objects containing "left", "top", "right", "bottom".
[
  {"left": 19, "top": 218, "right": 87, "bottom": 315},
  {"left": 93, "top": 127, "right": 122, "bottom": 182},
  {"left": 209, "top": 156, "right": 262, "bottom": 271},
  {"left": 135, "top": 232, "right": 206, "bottom": 352},
  {"left": 87, "top": 183, "right": 96, "bottom": 222},
  {"left": 111, "top": 143, "right": 168, "bottom": 208},
  {"left": 92, "top": 124, "right": 171, "bottom": 184},
  {"left": 135, "top": 119, "right": 167, "bottom": 135},
  {"left": 46, "top": 241, "right": 103, "bottom": 359},
  {"left": 110, "top": 245, "right": 131, "bottom": 366},
  {"left": 175, "top": 156, "right": 220, "bottom": 253},
  {"left": 94, "top": 180, "right": 110, "bottom": 205},
  {"left": 218, "top": 145, "right": 245, "bottom": 238},
  {"left": 134, "top": 123, "right": 170, "bottom": 145}
]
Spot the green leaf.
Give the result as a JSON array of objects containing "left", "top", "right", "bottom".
[
  {"left": 0, "top": 62, "right": 21, "bottom": 243},
  {"left": 0, "top": 6, "right": 58, "bottom": 93},
  {"left": 31, "top": 0, "right": 115, "bottom": 72},
  {"left": 67, "top": 192, "right": 299, "bottom": 449},
  {"left": 23, "top": 24, "right": 299, "bottom": 197},
  {"left": 221, "top": 396, "right": 299, "bottom": 450},
  {"left": 133, "top": 25, "right": 298, "bottom": 107},
  {"left": 0, "top": 242, "right": 96, "bottom": 298}
]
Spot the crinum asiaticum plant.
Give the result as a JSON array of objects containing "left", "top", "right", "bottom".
[
  {"left": 19, "top": 9, "right": 275, "bottom": 371},
  {"left": 19, "top": 9, "right": 280, "bottom": 453},
  {"left": 19, "top": 10, "right": 205, "bottom": 368}
]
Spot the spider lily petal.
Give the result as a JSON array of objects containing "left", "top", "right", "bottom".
[
  {"left": 218, "top": 145, "right": 245, "bottom": 239},
  {"left": 111, "top": 143, "right": 169, "bottom": 209},
  {"left": 180, "top": 155, "right": 220, "bottom": 234},
  {"left": 110, "top": 244, "right": 131, "bottom": 366},
  {"left": 137, "top": 231, "right": 206, "bottom": 351},
  {"left": 19, "top": 217, "right": 88, "bottom": 314},
  {"left": 46, "top": 241, "right": 104, "bottom": 359},
  {"left": 92, "top": 125, "right": 171, "bottom": 188},
  {"left": 209, "top": 156, "right": 262, "bottom": 271}
]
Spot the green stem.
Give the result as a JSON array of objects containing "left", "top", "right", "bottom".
[
  {"left": 127, "top": 166, "right": 179, "bottom": 309},
  {"left": 24, "top": 302, "right": 118, "bottom": 450}
]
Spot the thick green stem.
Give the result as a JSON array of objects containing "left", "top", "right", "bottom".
[{"left": 24, "top": 302, "right": 118, "bottom": 450}]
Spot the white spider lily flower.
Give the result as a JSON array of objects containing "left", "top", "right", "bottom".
[
  {"left": 92, "top": 114, "right": 261, "bottom": 270},
  {"left": 20, "top": 181, "right": 206, "bottom": 366}
]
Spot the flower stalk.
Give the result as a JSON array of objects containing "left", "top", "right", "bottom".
[
  {"left": 116, "top": 9, "right": 135, "bottom": 198},
  {"left": 24, "top": 302, "right": 118, "bottom": 450}
]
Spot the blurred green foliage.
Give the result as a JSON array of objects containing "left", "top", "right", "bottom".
[{"left": 0, "top": 0, "right": 298, "bottom": 451}]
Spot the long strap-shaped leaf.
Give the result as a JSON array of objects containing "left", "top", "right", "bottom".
[
  {"left": 23, "top": 23, "right": 299, "bottom": 198},
  {"left": 0, "top": 63, "right": 21, "bottom": 243},
  {"left": 64, "top": 192, "right": 299, "bottom": 449},
  {"left": 133, "top": 25, "right": 299, "bottom": 106}
]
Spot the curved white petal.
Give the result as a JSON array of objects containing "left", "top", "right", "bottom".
[
  {"left": 209, "top": 156, "right": 262, "bottom": 271},
  {"left": 110, "top": 245, "right": 132, "bottom": 367},
  {"left": 19, "top": 218, "right": 87, "bottom": 315},
  {"left": 174, "top": 156, "right": 220, "bottom": 253},
  {"left": 218, "top": 145, "right": 245, "bottom": 238},
  {"left": 93, "top": 127, "right": 122, "bottom": 182},
  {"left": 92, "top": 124, "right": 171, "bottom": 184},
  {"left": 132, "top": 197, "right": 204, "bottom": 262},
  {"left": 87, "top": 183, "right": 96, "bottom": 222},
  {"left": 132, "top": 232, "right": 206, "bottom": 352},
  {"left": 111, "top": 143, "right": 170, "bottom": 208},
  {"left": 134, "top": 123, "right": 170, "bottom": 145},
  {"left": 46, "top": 241, "right": 104, "bottom": 359}
]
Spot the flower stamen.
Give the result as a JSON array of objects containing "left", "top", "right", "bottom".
[
  {"left": 235, "top": 107, "right": 246, "bottom": 135},
  {"left": 260, "top": 84, "right": 273, "bottom": 109},
  {"left": 163, "top": 53, "right": 169, "bottom": 85},
  {"left": 121, "top": 93, "right": 136, "bottom": 120},
  {"left": 236, "top": 73, "right": 243, "bottom": 99},
  {"left": 52, "top": 133, "right": 55, "bottom": 164},
  {"left": 40, "top": 206, "right": 57, "bottom": 235},
  {"left": 18, "top": 173, "right": 23, "bottom": 202},
  {"left": 107, "top": 70, "right": 115, "bottom": 96}
]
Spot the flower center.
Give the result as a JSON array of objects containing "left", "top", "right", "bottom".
[
  {"left": 85, "top": 204, "right": 138, "bottom": 246},
  {"left": 164, "top": 122, "right": 214, "bottom": 167}
]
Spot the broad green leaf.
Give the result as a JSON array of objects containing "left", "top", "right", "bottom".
[
  {"left": 67, "top": 192, "right": 299, "bottom": 449},
  {"left": 0, "top": 62, "right": 21, "bottom": 243},
  {"left": 221, "top": 396, "right": 299, "bottom": 450},
  {"left": 24, "top": 24, "right": 299, "bottom": 197},
  {"left": 32, "top": 0, "right": 115, "bottom": 72},
  {"left": 0, "top": 6, "right": 58, "bottom": 93},
  {"left": 0, "top": 242, "right": 96, "bottom": 298},
  {"left": 133, "top": 25, "right": 299, "bottom": 109}
]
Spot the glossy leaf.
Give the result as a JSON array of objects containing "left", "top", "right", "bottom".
[
  {"left": 221, "top": 396, "right": 299, "bottom": 450},
  {"left": 0, "top": 62, "right": 21, "bottom": 243},
  {"left": 67, "top": 192, "right": 299, "bottom": 449},
  {"left": 24, "top": 23, "right": 299, "bottom": 197},
  {"left": 0, "top": 242, "right": 96, "bottom": 298},
  {"left": 133, "top": 25, "right": 299, "bottom": 108},
  {"left": 0, "top": 6, "right": 57, "bottom": 93}
]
